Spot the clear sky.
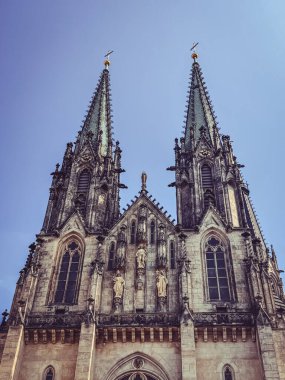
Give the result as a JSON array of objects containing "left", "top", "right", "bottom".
[{"left": 1, "top": 0, "right": 285, "bottom": 312}]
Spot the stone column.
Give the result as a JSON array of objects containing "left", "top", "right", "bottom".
[
  {"left": 74, "top": 322, "right": 96, "bottom": 380},
  {"left": 180, "top": 321, "right": 197, "bottom": 380},
  {"left": 0, "top": 325, "right": 24, "bottom": 380}
]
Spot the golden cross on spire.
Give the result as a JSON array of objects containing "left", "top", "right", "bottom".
[
  {"left": 104, "top": 50, "right": 114, "bottom": 68},
  {"left": 191, "top": 42, "right": 199, "bottom": 61}
]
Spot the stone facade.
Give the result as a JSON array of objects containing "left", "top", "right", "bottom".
[{"left": 0, "top": 56, "right": 285, "bottom": 380}]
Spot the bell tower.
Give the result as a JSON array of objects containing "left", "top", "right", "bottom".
[
  {"left": 169, "top": 52, "right": 249, "bottom": 231},
  {"left": 42, "top": 58, "right": 125, "bottom": 235}
]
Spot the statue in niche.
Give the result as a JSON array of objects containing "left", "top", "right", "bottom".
[
  {"left": 136, "top": 246, "right": 147, "bottom": 269},
  {"left": 113, "top": 271, "right": 125, "bottom": 298},
  {"left": 157, "top": 224, "right": 167, "bottom": 267},
  {"left": 156, "top": 270, "right": 168, "bottom": 297},
  {"left": 137, "top": 219, "right": 147, "bottom": 242},
  {"left": 116, "top": 226, "right": 126, "bottom": 268}
]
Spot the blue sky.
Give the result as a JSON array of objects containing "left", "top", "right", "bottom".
[{"left": 1, "top": 0, "right": 285, "bottom": 312}]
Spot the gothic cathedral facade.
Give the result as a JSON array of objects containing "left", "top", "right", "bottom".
[{"left": 1, "top": 54, "right": 285, "bottom": 380}]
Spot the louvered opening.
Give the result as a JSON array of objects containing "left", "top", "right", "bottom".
[
  {"left": 77, "top": 169, "right": 91, "bottom": 216},
  {"left": 201, "top": 165, "right": 213, "bottom": 188},
  {"left": 77, "top": 169, "right": 91, "bottom": 193}
]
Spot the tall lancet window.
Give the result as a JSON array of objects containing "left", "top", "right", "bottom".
[
  {"left": 201, "top": 164, "right": 215, "bottom": 209},
  {"left": 76, "top": 169, "right": 91, "bottom": 216},
  {"left": 54, "top": 240, "right": 82, "bottom": 304},
  {"left": 205, "top": 236, "right": 230, "bottom": 301},
  {"left": 170, "top": 240, "right": 175, "bottom": 269},
  {"left": 228, "top": 184, "right": 239, "bottom": 227},
  {"left": 108, "top": 242, "right": 115, "bottom": 271},
  {"left": 130, "top": 221, "right": 136, "bottom": 244},
  {"left": 150, "top": 220, "right": 155, "bottom": 244}
]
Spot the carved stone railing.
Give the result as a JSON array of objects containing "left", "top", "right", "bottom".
[
  {"left": 25, "top": 312, "right": 86, "bottom": 329},
  {"left": 97, "top": 312, "right": 180, "bottom": 327},
  {"left": 193, "top": 312, "right": 255, "bottom": 326}
]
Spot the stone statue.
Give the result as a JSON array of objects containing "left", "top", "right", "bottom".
[
  {"left": 113, "top": 271, "right": 125, "bottom": 298},
  {"left": 136, "top": 246, "right": 147, "bottom": 269},
  {"left": 156, "top": 270, "right": 168, "bottom": 297}
]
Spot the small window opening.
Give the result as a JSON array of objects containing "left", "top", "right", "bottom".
[
  {"left": 108, "top": 242, "right": 115, "bottom": 271},
  {"left": 130, "top": 221, "right": 136, "bottom": 244},
  {"left": 170, "top": 240, "right": 175, "bottom": 269}
]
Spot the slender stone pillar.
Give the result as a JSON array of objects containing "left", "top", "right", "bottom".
[
  {"left": 74, "top": 323, "right": 96, "bottom": 380},
  {"left": 0, "top": 326, "right": 24, "bottom": 380},
  {"left": 180, "top": 321, "right": 197, "bottom": 380}
]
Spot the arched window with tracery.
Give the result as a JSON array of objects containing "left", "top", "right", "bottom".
[
  {"left": 205, "top": 236, "right": 230, "bottom": 301},
  {"left": 108, "top": 242, "right": 115, "bottom": 271},
  {"left": 150, "top": 220, "right": 155, "bottom": 244},
  {"left": 76, "top": 169, "right": 91, "bottom": 216},
  {"left": 201, "top": 164, "right": 215, "bottom": 209},
  {"left": 223, "top": 365, "right": 234, "bottom": 380},
  {"left": 130, "top": 221, "right": 136, "bottom": 244},
  {"left": 43, "top": 366, "right": 55, "bottom": 380},
  {"left": 54, "top": 240, "right": 82, "bottom": 304}
]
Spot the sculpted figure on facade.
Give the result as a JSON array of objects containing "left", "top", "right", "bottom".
[
  {"left": 156, "top": 270, "right": 168, "bottom": 297},
  {"left": 136, "top": 246, "right": 147, "bottom": 269},
  {"left": 113, "top": 270, "right": 125, "bottom": 298}
]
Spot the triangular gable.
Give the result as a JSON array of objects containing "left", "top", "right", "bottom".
[
  {"left": 59, "top": 210, "right": 86, "bottom": 237},
  {"left": 110, "top": 192, "right": 175, "bottom": 234},
  {"left": 198, "top": 205, "right": 226, "bottom": 232}
]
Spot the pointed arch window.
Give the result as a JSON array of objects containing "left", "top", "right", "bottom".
[
  {"left": 205, "top": 236, "right": 230, "bottom": 301},
  {"left": 223, "top": 365, "right": 234, "bottom": 380},
  {"left": 150, "top": 220, "right": 155, "bottom": 244},
  {"left": 54, "top": 240, "right": 82, "bottom": 304},
  {"left": 130, "top": 221, "right": 136, "bottom": 244},
  {"left": 170, "top": 240, "right": 175, "bottom": 269},
  {"left": 108, "top": 242, "right": 115, "bottom": 271},
  {"left": 201, "top": 164, "right": 215, "bottom": 208},
  {"left": 76, "top": 169, "right": 91, "bottom": 216},
  {"left": 44, "top": 366, "right": 55, "bottom": 380}
]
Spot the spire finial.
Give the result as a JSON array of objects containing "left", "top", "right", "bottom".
[
  {"left": 141, "top": 171, "right": 147, "bottom": 192},
  {"left": 191, "top": 42, "right": 199, "bottom": 62},
  {"left": 104, "top": 50, "right": 114, "bottom": 69}
]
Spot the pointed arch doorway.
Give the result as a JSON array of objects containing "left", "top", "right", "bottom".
[
  {"left": 103, "top": 352, "right": 169, "bottom": 380},
  {"left": 119, "top": 374, "right": 158, "bottom": 380}
]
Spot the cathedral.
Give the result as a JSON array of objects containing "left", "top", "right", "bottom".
[{"left": 1, "top": 51, "right": 285, "bottom": 380}]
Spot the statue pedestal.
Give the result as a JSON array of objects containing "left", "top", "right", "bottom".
[{"left": 113, "top": 297, "right": 122, "bottom": 313}]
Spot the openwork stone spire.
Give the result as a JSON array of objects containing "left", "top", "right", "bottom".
[
  {"left": 76, "top": 65, "right": 113, "bottom": 158},
  {"left": 184, "top": 56, "right": 220, "bottom": 151}
]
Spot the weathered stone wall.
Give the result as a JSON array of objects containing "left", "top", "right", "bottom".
[
  {"left": 196, "top": 339, "right": 263, "bottom": 380},
  {"left": 18, "top": 342, "right": 78, "bottom": 380},
  {"left": 272, "top": 330, "right": 285, "bottom": 380},
  {"left": 94, "top": 341, "right": 181, "bottom": 380}
]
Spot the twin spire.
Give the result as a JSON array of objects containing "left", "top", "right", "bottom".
[
  {"left": 77, "top": 50, "right": 220, "bottom": 158},
  {"left": 76, "top": 56, "right": 113, "bottom": 157},
  {"left": 184, "top": 52, "right": 220, "bottom": 152}
]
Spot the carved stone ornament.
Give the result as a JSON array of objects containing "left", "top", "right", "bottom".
[
  {"left": 199, "top": 148, "right": 211, "bottom": 158},
  {"left": 133, "top": 357, "right": 144, "bottom": 369}
]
